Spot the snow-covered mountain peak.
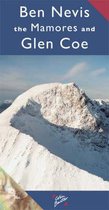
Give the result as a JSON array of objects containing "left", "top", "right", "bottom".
[
  {"left": 0, "top": 83, "right": 109, "bottom": 190},
  {"left": 0, "top": 82, "right": 95, "bottom": 129}
]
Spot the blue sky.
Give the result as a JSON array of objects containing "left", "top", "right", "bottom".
[{"left": 0, "top": 55, "right": 109, "bottom": 101}]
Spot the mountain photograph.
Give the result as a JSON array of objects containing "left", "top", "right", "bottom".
[{"left": 0, "top": 56, "right": 109, "bottom": 191}]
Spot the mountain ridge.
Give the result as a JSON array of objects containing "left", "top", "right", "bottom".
[{"left": 0, "top": 83, "right": 109, "bottom": 190}]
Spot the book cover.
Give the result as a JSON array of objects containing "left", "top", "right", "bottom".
[{"left": 0, "top": 0, "right": 109, "bottom": 209}]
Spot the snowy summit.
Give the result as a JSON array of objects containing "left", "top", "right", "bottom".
[{"left": 0, "top": 83, "right": 109, "bottom": 190}]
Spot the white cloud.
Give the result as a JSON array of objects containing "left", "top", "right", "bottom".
[
  {"left": 61, "top": 62, "right": 87, "bottom": 81},
  {"left": 91, "top": 68, "right": 106, "bottom": 77}
]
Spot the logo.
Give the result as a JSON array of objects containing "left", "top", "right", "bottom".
[{"left": 52, "top": 194, "right": 69, "bottom": 208}]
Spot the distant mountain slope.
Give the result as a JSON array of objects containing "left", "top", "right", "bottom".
[
  {"left": 0, "top": 83, "right": 109, "bottom": 190},
  {"left": 0, "top": 100, "right": 12, "bottom": 113}
]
